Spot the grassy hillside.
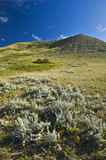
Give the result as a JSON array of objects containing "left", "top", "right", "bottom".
[
  {"left": 1, "top": 34, "right": 106, "bottom": 54},
  {"left": 49, "top": 34, "right": 106, "bottom": 53},
  {"left": 0, "top": 34, "right": 106, "bottom": 160}
]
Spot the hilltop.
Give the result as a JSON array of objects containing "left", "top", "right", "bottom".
[{"left": 49, "top": 34, "right": 106, "bottom": 53}]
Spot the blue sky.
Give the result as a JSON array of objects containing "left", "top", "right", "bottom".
[{"left": 0, "top": 0, "right": 106, "bottom": 47}]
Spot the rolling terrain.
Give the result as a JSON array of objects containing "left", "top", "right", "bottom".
[
  {"left": 0, "top": 34, "right": 106, "bottom": 160},
  {"left": 1, "top": 34, "right": 106, "bottom": 52},
  {"left": 0, "top": 34, "right": 106, "bottom": 94}
]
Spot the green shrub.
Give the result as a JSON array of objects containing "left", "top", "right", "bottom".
[
  {"left": 33, "top": 58, "right": 50, "bottom": 64},
  {"left": 34, "top": 58, "right": 43, "bottom": 64},
  {"left": 42, "top": 58, "right": 50, "bottom": 63}
]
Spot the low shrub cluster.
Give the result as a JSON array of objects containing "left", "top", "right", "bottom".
[
  {"left": 33, "top": 58, "right": 50, "bottom": 64},
  {"left": 0, "top": 77, "right": 105, "bottom": 159}
]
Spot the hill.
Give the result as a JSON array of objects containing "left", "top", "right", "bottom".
[
  {"left": 49, "top": 34, "right": 106, "bottom": 53},
  {"left": 0, "top": 34, "right": 106, "bottom": 54},
  {"left": 0, "top": 34, "right": 106, "bottom": 160}
]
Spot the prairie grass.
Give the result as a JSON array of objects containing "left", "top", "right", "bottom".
[{"left": 0, "top": 42, "right": 106, "bottom": 159}]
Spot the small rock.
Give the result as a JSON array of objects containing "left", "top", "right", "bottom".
[
  {"left": 72, "top": 65, "right": 80, "bottom": 67},
  {"left": 67, "top": 70, "right": 74, "bottom": 73}
]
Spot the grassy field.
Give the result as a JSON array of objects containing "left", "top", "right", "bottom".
[
  {"left": 0, "top": 45, "right": 105, "bottom": 95},
  {"left": 0, "top": 43, "right": 106, "bottom": 160}
]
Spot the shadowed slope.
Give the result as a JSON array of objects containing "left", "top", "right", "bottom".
[{"left": 49, "top": 34, "right": 106, "bottom": 53}]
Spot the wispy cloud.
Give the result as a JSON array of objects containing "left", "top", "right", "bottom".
[
  {"left": 0, "top": 38, "right": 5, "bottom": 41},
  {"left": 23, "top": 31, "right": 28, "bottom": 34},
  {"left": 96, "top": 25, "right": 106, "bottom": 32},
  {"left": 57, "top": 34, "right": 68, "bottom": 40},
  {"left": 60, "top": 35, "right": 67, "bottom": 39},
  {"left": 14, "top": 0, "right": 43, "bottom": 6},
  {"left": 32, "top": 34, "right": 41, "bottom": 41},
  {"left": 15, "top": 0, "right": 28, "bottom": 6},
  {"left": 0, "top": 0, "right": 43, "bottom": 12},
  {"left": 0, "top": 16, "right": 8, "bottom": 23}
]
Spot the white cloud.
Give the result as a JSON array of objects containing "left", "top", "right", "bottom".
[
  {"left": 60, "top": 35, "right": 67, "bottom": 39},
  {"left": 15, "top": 0, "right": 43, "bottom": 6},
  {"left": 15, "top": 0, "right": 27, "bottom": 6},
  {"left": 0, "top": 16, "right": 8, "bottom": 23},
  {"left": 0, "top": 0, "right": 43, "bottom": 15},
  {"left": 57, "top": 34, "right": 68, "bottom": 40},
  {"left": 0, "top": 38, "right": 5, "bottom": 41},
  {"left": 23, "top": 31, "right": 28, "bottom": 34},
  {"left": 96, "top": 25, "right": 106, "bottom": 32},
  {"left": 32, "top": 34, "right": 41, "bottom": 41}
]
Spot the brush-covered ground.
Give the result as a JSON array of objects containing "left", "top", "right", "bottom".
[{"left": 0, "top": 43, "right": 106, "bottom": 160}]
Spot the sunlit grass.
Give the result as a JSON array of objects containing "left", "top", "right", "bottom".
[
  {"left": 0, "top": 41, "right": 106, "bottom": 160},
  {"left": 0, "top": 60, "right": 64, "bottom": 76}
]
